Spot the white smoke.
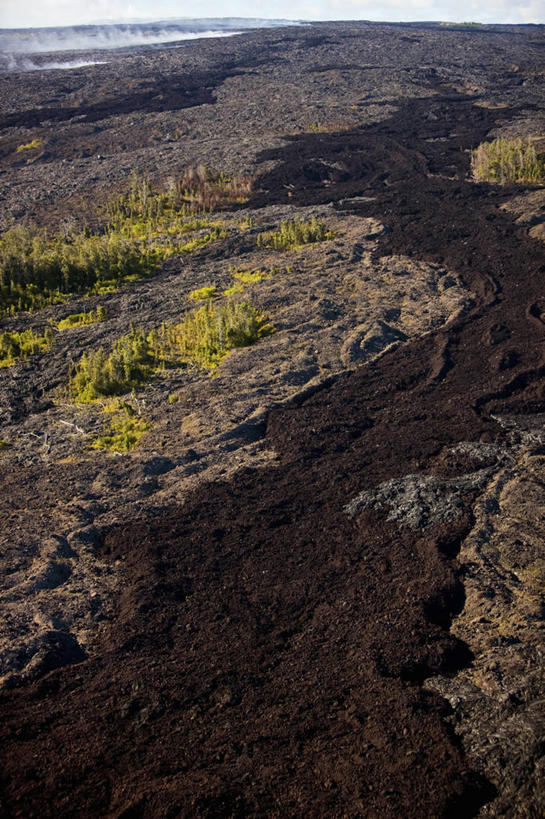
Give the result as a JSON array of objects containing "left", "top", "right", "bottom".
[
  {"left": 0, "top": 25, "right": 244, "bottom": 56},
  {"left": 0, "top": 18, "right": 298, "bottom": 73},
  {"left": 0, "top": 55, "right": 108, "bottom": 72}
]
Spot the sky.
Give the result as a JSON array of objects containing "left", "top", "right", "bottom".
[{"left": 0, "top": 0, "right": 543, "bottom": 28}]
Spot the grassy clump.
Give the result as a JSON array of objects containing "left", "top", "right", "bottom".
[
  {"left": 55, "top": 305, "right": 107, "bottom": 330},
  {"left": 16, "top": 138, "right": 42, "bottom": 153},
  {"left": 0, "top": 168, "right": 243, "bottom": 317},
  {"left": 257, "top": 217, "right": 335, "bottom": 251},
  {"left": 189, "top": 286, "right": 217, "bottom": 301},
  {"left": 0, "top": 326, "right": 55, "bottom": 367},
  {"left": 471, "top": 137, "right": 545, "bottom": 184},
  {"left": 91, "top": 402, "right": 150, "bottom": 453},
  {"left": 68, "top": 299, "right": 274, "bottom": 401}
]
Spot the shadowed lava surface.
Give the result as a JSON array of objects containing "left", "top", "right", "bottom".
[{"left": 0, "top": 20, "right": 545, "bottom": 819}]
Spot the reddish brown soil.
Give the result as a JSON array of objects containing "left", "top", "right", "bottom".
[{"left": 1, "top": 35, "right": 545, "bottom": 819}]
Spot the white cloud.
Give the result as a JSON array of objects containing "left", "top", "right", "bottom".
[
  {"left": 0, "top": 0, "right": 145, "bottom": 28},
  {"left": 0, "top": 0, "right": 543, "bottom": 28}
]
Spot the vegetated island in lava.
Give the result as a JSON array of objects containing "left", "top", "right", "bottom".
[{"left": 0, "top": 18, "right": 544, "bottom": 818}]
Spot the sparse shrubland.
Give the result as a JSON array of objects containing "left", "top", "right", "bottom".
[
  {"left": 108, "top": 167, "right": 252, "bottom": 230},
  {"left": 0, "top": 224, "right": 151, "bottom": 315},
  {"left": 257, "top": 217, "right": 335, "bottom": 250},
  {"left": 471, "top": 137, "right": 545, "bottom": 184},
  {"left": 55, "top": 305, "right": 107, "bottom": 330},
  {"left": 0, "top": 326, "right": 55, "bottom": 367},
  {"left": 68, "top": 299, "right": 274, "bottom": 401},
  {"left": 177, "top": 226, "right": 227, "bottom": 254},
  {"left": 0, "top": 168, "right": 245, "bottom": 316},
  {"left": 156, "top": 299, "right": 273, "bottom": 370}
]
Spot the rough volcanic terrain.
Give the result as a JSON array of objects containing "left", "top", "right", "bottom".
[{"left": 0, "top": 20, "right": 544, "bottom": 818}]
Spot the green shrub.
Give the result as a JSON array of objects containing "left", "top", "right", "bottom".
[
  {"left": 16, "top": 138, "right": 42, "bottom": 153},
  {"left": 230, "top": 266, "right": 277, "bottom": 284},
  {"left": 224, "top": 283, "right": 244, "bottom": 297},
  {"left": 257, "top": 217, "right": 335, "bottom": 250},
  {"left": 189, "top": 286, "right": 217, "bottom": 301},
  {"left": 68, "top": 299, "right": 274, "bottom": 401},
  {"left": 68, "top": 325, "right": 154, "bottom": 401},
  {"left": 471, "top": 137, "right": 545, "bottom": 184},
  {"left": 91, "top": 403, "right": 150, "bottom": 452},
  {"left": 0, "top": 326, "right": 55, "bottom": 367},
  {"left": 55, "top": 305, "right": 107, "bottom": 330},
  {"left": 224, "top": 265, "right": 284, "bottom": 296}
]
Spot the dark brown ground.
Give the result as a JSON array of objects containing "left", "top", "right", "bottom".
[{"left": 0, "top": 21, "right": 544, "bottom": 819}]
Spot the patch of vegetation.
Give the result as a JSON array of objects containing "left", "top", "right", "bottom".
[
  {"left": 55, "top": 305, "right": 107, "bottom": 330},
  {"left": 224, "top": 265, "right": 287, "bottom": 296},
  {"left": 439, "top": 21, "right": 484, "bottom": 27},
  {"left": 257, "top": 217, "right": 335, "bottom": 251},
  {"left": 230, "top": 266, "right": 277, "bottom": 284},
  {"left": 224, "top": 283, "right": 244, "bottom": 297},
  {"left": 0, "top": 168, "right": 243, "bottom": 317},
  {"left": 308, "top": 121, "right": 353, "bottom": 133},
  {"left": 106, "top": 168, "right": 252, "bottom": 233},
  {"left": 189, "top": 286, "right": 218, "bottom": 301},
  {"left": 471, "top": 137, "right": 545, "bottom": 184},
  {"left": 16, "top": 138, "right": 42, "bottom": 153},
  {"left": 0, "top": 285, "right": 71, "bottom": 318},
  {"left": 0, "top": 224, "right": 152, "bottom": 316},
  {"left": 178, "top": 226, "right": 227, "bottom": 253},
  {"left": 157, "top": 299, "right": 274, "bottom": 371},
  {"left": 68, "top": 325, "right": 154, "bottom": 402},
  {"left": 0, "top": 326, "right": 55, "bottom": 367},
  {"left": 0, "top": 439, "right": 10, "bottom": 450},
  {"left": 91, "top": 402, "right": 150, "bottom": 453},
  {"left": 68, "top": 299, "right": 274, "bottom": 401}
]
